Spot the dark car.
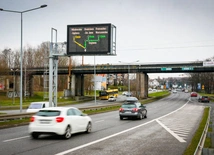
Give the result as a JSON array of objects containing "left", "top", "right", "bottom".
[
  {"left": 119, "top": 97, "right": 147, "bottom": 120},
  {"left": 198, "top": 96, "right": 210, "bottom": 103}
]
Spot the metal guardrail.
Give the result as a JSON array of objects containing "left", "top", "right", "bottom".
[
  {"left": 0, "top": 103, "right": 122, "bottom": 121},
  {"left": 0, "top": 112, "right": 35, "bottom": 121},
  {"left": 194, "top": 106, "right": 211, "bottom": 155}
]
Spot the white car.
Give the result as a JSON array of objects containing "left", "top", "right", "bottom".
[
  {"left": 122, "top": 91, "right": 128, "bottom": 96},
  {"left": 29, "top": 107, "right": 92, "bottom": 139},
  {"left": 26, "top": 101, "right": 54, "bottom": 113},
  {"left": 172, "top": 89, "right": 177, "bottom": 93},
  {"left": 108, "top": 96, "right": 116, "bottom": 102},
  {"left": 184, "top": 89, "right": 188, "bottom": 93}
]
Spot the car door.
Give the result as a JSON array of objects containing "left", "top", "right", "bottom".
[
  {"left": 72, "top": 109, "right": 88, "bottom": 132},
  {"left": 67, "top": 109, "right": 78, "bottom": 133}
]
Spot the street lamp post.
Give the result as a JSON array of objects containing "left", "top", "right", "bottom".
[
  {"left": 0, "top": 5, "right": 47, "bottom": 113},
  {"left": 119, "top": 60, "right": 139, "bottom": 95},
  {"left": 11, "top": 69, "right": 18, "bottom": 104},
  {"left": 128, "top": 64, "right": 130, "bottom": 94}
]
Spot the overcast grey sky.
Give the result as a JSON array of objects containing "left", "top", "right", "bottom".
[{"left": 1, "top": 0, "right": 214, "bottom": 78}]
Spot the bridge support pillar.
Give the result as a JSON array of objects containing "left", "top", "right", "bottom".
[
  {"left": 137, "top": 73, "right": 148, "bottom": 99},
  {"left": 71, "top": 74, "right": 75, "bottom": 97},
  {"left": 29, "top": 75, "right": 34, "bottom": 97},
  {"left": 74, "top": 74, "right": 84, "bottom": 96}
]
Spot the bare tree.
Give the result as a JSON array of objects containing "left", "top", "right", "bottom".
[
  {"left": 84, "top": 74, "right": 94, "bottom": 95},
  {"left": 189, "top": 57, "right": 214, "bottom": 94}
]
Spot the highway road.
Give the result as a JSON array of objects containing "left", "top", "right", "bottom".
[{"left": 0, "top": 92, "right": 209, "bottom": 155}]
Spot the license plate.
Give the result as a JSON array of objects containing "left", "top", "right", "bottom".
[
  {"left": 40, "top": 120, "right": 50, "bottom": 124},
  {"left": 125, "top": 111, "right": 131, "bottom": 113}
]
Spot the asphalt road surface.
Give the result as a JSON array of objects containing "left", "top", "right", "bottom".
[{"left": 0, "top": 92, "right": 210, "bottom": 155}]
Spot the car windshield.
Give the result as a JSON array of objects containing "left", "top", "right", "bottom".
[
  {"left": 122, "top": 103, "right": 136, "bottom": 108},
  {"left": 29, "top": 103, "right": 43, "bottom": 109},
  {"left": 36, "top": 110, "right": 61, "bottom": 117}
]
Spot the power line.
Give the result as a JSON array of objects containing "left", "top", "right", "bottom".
[{"left": 117, "top": 44, "right": 214, "bottom": 51}]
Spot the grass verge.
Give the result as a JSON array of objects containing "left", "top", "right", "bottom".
[{"left": 183, "top": 107, "right": 210, "bottom": 155}]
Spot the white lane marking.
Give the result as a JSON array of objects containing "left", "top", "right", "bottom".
[
  {"left": 55, "top": 119, "right": 155, "bottom": 155},
  {"left": 158, "top": 101, "right": 188, "bottom": 120},
  {"left": 56, "top": 102, "right": 188, "bottom": 155},
  {"left": 173, "top": 129, "right": 190, "bottom": 133},
  {"left": 3, "top": 136, "right": 30, "bottom": 142},
  {"left": 176, "top": 133, "right": 189, "bottom": 137},
  {"left": 156, "top": 119, "right": 186, "bottom": 143},
  {"left": 94, "top": 120, "right": 104, "bottom": 123}
]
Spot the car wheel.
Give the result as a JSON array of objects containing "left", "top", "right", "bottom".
[
  {"left": 120, "top": 116, "right": 123, "bottom": 120},
  {"left": 86, "top": 122, "right": 92, "bottom": 133},
  {"left": 144, "top": 112, "right": 147, "bottom": 118},
  {"left": 31, "top": 133, "right": 39, "bottom": 139},
  {"left": 63, "top": 126, "right": 72, "bottom": 139},
  {"left": 139, "top": 113, "right": 143, "bottom": 120}
]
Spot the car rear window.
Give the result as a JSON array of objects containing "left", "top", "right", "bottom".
[
  {"left": 36, "top": 110, "right": 61, "bottom": 117},
  {"left": 122, "top": 103, "right": 136, "bottom": 108}
]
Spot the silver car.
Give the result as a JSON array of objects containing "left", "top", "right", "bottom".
[{"left": 119, "top": 97, "right": 147, "bottom": 120}]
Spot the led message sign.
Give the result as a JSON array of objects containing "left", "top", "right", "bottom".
[{"left": 67, "top": 24, "right": 113, "bottom": 55}]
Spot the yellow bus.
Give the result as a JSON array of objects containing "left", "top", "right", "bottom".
[
  {"left": 99, "top": 89, "right": 118, "bottom": 100},
  {"left": 112, "top": 89, "right": 118, "bottom": 98}
]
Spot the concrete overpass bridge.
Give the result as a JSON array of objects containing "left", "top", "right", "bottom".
[
  {"left": 11, "top": 61, "right": 213, "bottom": 75},
  {"left": 5, "top": 61, "right": 214, "bottom": 99}
]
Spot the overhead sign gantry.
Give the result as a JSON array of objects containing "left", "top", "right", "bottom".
[{"left": 49, "top": 23, "right": 116, "bottom": 107}]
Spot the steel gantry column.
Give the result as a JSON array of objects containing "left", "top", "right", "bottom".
[{"left": 49, "top": 28, "right": 66, "bottom": 107}]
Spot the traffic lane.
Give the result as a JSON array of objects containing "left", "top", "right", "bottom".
[
  {"left": 0, "top": 108, "right": 186, "bottom": 155},
  {"left": 0, "top": 92, "right": 189, "bottom": 141},
  {"left": 56, "top": 104, "right": 204, "bottom": 155},
  {"left": 0, "top": 93, "right": 191, "bottom": 155},
  {"left": 58, "top": 122, "right": 181, "bottom": 155},
  {"left": 0, "top": 113, "right": 152, "bottom": 155},
  {"left": 145, "top": 92, "right": 189, "bottom": 118},
  {"left": 66, "top": 94, "right": 126, "bottom": 108}
]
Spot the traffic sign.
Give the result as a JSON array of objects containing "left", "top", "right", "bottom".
[
  {"left": 197, "top": 83, "right": 201, "bottom": 89},
  {"left": 161, "top": 68, "right": 172, "bottom": 71},
  {"left": 182, "top": 67, "right": 194, "bottom": 70}
]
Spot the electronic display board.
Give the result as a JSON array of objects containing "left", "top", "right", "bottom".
[{"left": 67, "top": 23, "right": 114, "bottom": 55}]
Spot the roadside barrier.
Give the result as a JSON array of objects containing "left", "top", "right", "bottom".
[
  {"left": 0, "top": 103, "right": 122, "bottom": 122},
  {"left": 194, "top": 107, "right": 211, "bottom": 155}
]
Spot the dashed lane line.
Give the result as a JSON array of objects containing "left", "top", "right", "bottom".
[{"left": 3, "top": 136, "right": 30, "bottom": 142}]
